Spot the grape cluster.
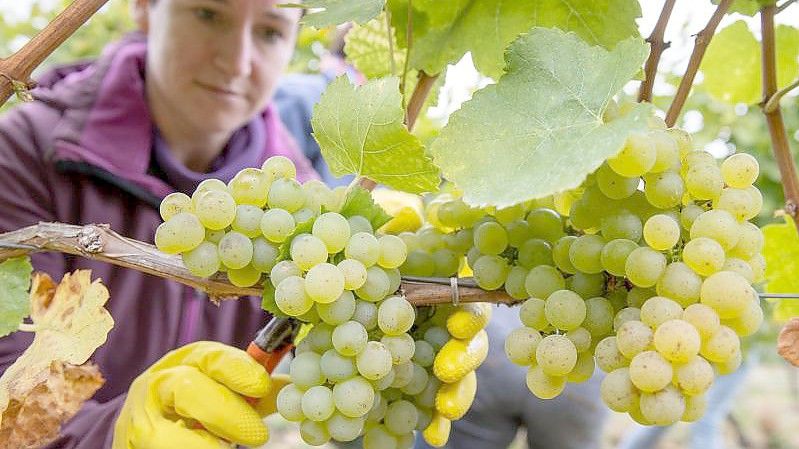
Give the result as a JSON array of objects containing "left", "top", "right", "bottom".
[
  {"left": 405, "top": 113, "right": 764, "bottom": 426},
  {"left": 155, "top": 156, "right": 489, "bottom": 448}
]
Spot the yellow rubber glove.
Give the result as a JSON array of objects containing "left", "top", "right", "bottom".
[{"left": 112, "top": 341, "right": 274, "bottom": 449}]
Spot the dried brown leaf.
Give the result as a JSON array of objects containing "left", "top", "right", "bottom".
[{"left": 777, "top": 317, "right": 799, "bottom": 367}]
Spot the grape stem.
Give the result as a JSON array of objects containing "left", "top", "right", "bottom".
[
  {"left": 0, "top": 222, "right": 511, "bottom": 306},
  {"left": 760, "top": 5, "right": 799, "bottom": 223},
  {"left": 0, "top": 0, "right": 109, "bottom": 107},
  {"left": 664, "top": 0, "right": 731, "bottom": 127},
  {"left": 638, "top": 0, "right": 677, "bottom": 103}
]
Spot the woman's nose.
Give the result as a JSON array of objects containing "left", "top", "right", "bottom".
[{"left": 213, "top": 27, "right": 253, "bottom": 79}]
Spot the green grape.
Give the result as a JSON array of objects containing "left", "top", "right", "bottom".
[
  {"left": 338, "top": 259, "right": 368, "bottom": 291},
  {"left": 600, "top": 368, "right": 639, "bottom": 412},
  {"left": 644, "top": 171, "right": 684, "bottom": 209},
  {"left": 640, "top": 296, "right": 683, "bottom": 328},
  {"left": 715, "top": 348, "right": 743, "bottom": 374},
  {"left": 653, "top": 319, "right": 700, "bottom": 362},
  {"left": 228, "top": 167, "right": 270, "bottom": 207},
  {"left": 519, "top": 298, "right": 549, "bottom": 330},
  {"left": 595, "top": 336, "right": 629, "bottom": 373},
  {"left": 218, "top": 231, "right": 254, "bottom": 269},
  {"left": 569, "top": 234, "right": 606, "bottom": 274},
  {"left": 381, "top": 333, "right": 415, "bottom": 365},
  {"left": 302, "top": 385, "right": 336, "bottom": 422},
  {"left": 567, "top": 353, "right": 595, "bottom": 383},
  {"left": 721, "top": 153, "right": 758, "bottom": 188},
  {"left": 446, "top": 228, "right": 475, "bottom": 254},
  {"left": 681, "top": 393, "right": 708, "bottom": 423},
  {"left": 616, "top": 320, "right": 653, "bottom": 359},
  {"left": 352, "top": 300, "right": 378, "bottom": 330},
  {"left": 437, "top": 199, "right": 469, "bottom": 228},
  {"left": 431, "top": 248, "right": 460, "bottom": 276},
  {"left": 229, "top": 205, "right": 263, "bottom": 238},
  {"left": 682, "top": 303, "right": 720, "bottom": 338},
  {"left": 155, "top": 212, "right": 206, "bottom": 254},
  {"left": 400, "top": 364, "right": 429, "bottom": 395},
  {"left": 378, "top": 235, "right": 408, "bottom": 269},
  {"left": 690, "top": 209, "right": 740, "bottom": 250},
  {"left": 251, "top": 237, "right": 279, "bottom": 272},
  {"left": 332, "top": 376, "right": 375, "bottom": 418},
  {"left": 724, "top": 298, "right": 763, "bottom": 337},
  {"left": 355, "top": 266, "right": 391, "bottom": 302},
  {"left": 729, "top": 221, "right": 764, "bottom": 260},
  {"left": 270, "top": 260, "right": 301, "bottom": 287},
  {"left": 628, "top": 350, "right": 672, "bottom": 393},
  {"left": 608, "top": 132, "right": 657, "bottom": 177},
  {"left": 565, "top": 327, "right": 592, "bottom": 353},
  {"left": 506, "top": 220, "right": 532, "bottom": 247},
  {"left": 398, "top": 232, "right": 420, "bottom": 252},
  {"left": 685, "top": 164, "right": 723, "bottom": 201},
  {"left": 159, "top": 192, "right": 192, "bottom": 221},
  {"left": 473, "top": 255, "right": 509, "bottom": 290},
  {"left": 386, "top": 267, "right": 401, "bottom": 294},
  {"left": 682, "top": 237, "right": 725, "bottom": 276},
  {"left": 656, "top": 262, "right": 702, "bottom": 307},
  {"left": 568, "top": 198, "right": 601, "bottom": 230},
  {"left": 205, "top": 228, "right": 226, "bottom": 244},
  {"left": 348, "top": 215, "right": 374, "bottom": 235},
  {"left": 355, "top": 341, "right": 393, "bottom": 380},
  {"left": 674, "top": 355, "right": 714, "bottom": 396},
  {"left": 303, "top": 179, "right": 336, "bottom": 212},
  {"left": 568, "top": 271, "right": 605, "bottom": 299},
  {"left": 363, "top": 425, "right": 397, "bottom": 449},
  {"left": 553, "top": 190, "right": 579, "bottom": 217},
  {"left": 293, "top": 207, "right": 317, "bottom": 226},
  {"left": 474, "top": 221, "right": 509, "bottom": 255},
  {"left": 345, "top": 232, "right": 380, "bottom": 267},
  {"left": 305, "top": 262, "right": 345, "bottom": 304},
  {"left": 194, "top": 178, "right": 229, "bottom": 196},
  {"left": 495, "top": 203, "right": 526, "bottom": 224},
  {"left": 699, "top": 271, "right": 752, "bottom": 319},
  {"left": 277, "top": 383, "right": 305, "bottom": 422},
  {"left": 680, "top": 204, "right": 704, "bottom": 230},
  {"left": 400, "top": 250, "right": 435, "bottom": 276},
  {"left": 384, "top": 400, "right": 418, "bottom": 436},
  {"left": 227, "top": 264, "right": 261, "bottom": 287},
  {"left": 748, "top": 254, "right": 766, "bottom": 283},
  {"left": 378, "top": 296, "right": 415, "bottom": 336},
  {"left": 744, "top": 185, "right": 763, "bottom": 220},
  {"left": 332, "top": 320, "right": 368, "bottom": 356},
  {"left": 601, "top": 210, "right": 643, "bottom": 242},
  {"left": 583, "top": 297, "right": 614, "bottom": 338},
  {"left": 536, "top": 335, "right": 578, "bottom": 376},
  {"left": 275, "top": 275, "right": 313, "bottom": 316},
  {"left": 290, "top": 351, "right": 325, "bottom": 389},
  {"left": 318, "top": 290, "right": 357, "bottom": 325},
  {"left": 544, "top": 290, "right": 587, "bottom": 331},
  {"left": 262, "top": 155, "right": 297, "bottom": 179},
  {"left": 524, "top": 265, "right": 565, "bottom": 299},
  {"left": 313, "top": 212, "right": 351, "bottom": 254},
  {"left": 326, "top": 413, "right": 365, "bottom": 442},
  {"left": 684, "top": 149, "right": 717, "bottom": 168},
  {"left": 305, "top": 323, "right": 334, "bottom": 353},
  {"left": 627, "top": 287, "right": 655, "bottom": 309},
  {"left": 552, "top": 236, "right": 578, "bottom": 274},
  {"left": 267, "top": 178, "right": 305, "bottom": 212},
  {"left": 504, "top": 266, "right": 530, "bottom": 300},
  {"left": 505, "top": 327, "right": 542, "bottom": 365},
  {"left": 260, "top": 208, "right": 296, "bottom": 243},
  {"left": 525, "top": 365, "right": 566, "bottom": 399},
  {"left": 517, "top": 238, "right": 553, "bottom": 268},
  {"left": 194, "top": 190, "right": 237, "bottom": 230},
  {"left": 291, "top": 234, "right": 329, "bottom": 271},
  {"left": 600, "top": 239, "right": 638, "bottom": 276},
  {"left": 721, "top": 257, "right": 754, "bottom": 283},
  {"left": 413, "top": 340, "right": 435, "bottom": 368},
  {"left": 648, "top": 129, "right": 680, "bottom": 173},
  {"left": 643, "top": 214, "right": 680, "bottom": 250},
  {"left": 596, "top": 163, "right": 639, "bottom": 199},
  {"left": 182, "top": 241, "right": 220, "bottom": 277},
  {"left": 613, "top": 307, "right": 641, "bottom": 332},
  {"left": 639, "top": 385, "right": 685, "bottom": 426},
  {"left": 624, "top": 247, "right": 666, "bottom": 288},
  {"left": 526, "top": 208, "right": 565, "bottom": 242},
  {"left": 668, "top": 128, "right": 693, "bottom": 155}
]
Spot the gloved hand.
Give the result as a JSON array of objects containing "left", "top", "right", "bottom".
[{"left": 112, "top": 341, "right": 279, "bottom": 449}]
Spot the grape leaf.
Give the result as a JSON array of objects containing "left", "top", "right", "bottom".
[
  {"left": 0, "top": 271, "right": 113, "bottom": 427},
  {"left": 762, "top": 215, "right": 799, "bottom": 320},
  {"left": 701, "top": 21, "right": 799, "bottom": 105},
  {"left": 339, "top": 185, "right": 393, "bottom": 230},
  {"left": 312, "top": 76, "right": 440, "bottom": 193},
  {"left": 344, "top": 12, "right": 406, "bottom": 79},
  {"left": 291, "top": 0, "right": 386, "bottom": 28},
  {"left": 0, "top": 257, "right": 33, "bottom": 338},
  {"left": 778, "top": 318, "right": 799, "bottom": 367},
  {"left": 430, "top": 28, "right": 652, "bottom": 208},
  {"left": 712, "top": 0, "right": 777, "bottom": 16},
  {"left": 388, "top": 0, "right": 641, "bottom": 78}
]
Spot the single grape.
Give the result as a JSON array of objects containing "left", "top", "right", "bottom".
[
  {"left": 628, "top": 350, "right": 672, "bottom": 393},
  {"left": 228, "top": 167, "right": 270, "bottom": 207},
  {"left": 305, "top": 262, "right": 345, "bottom": 304},
  {"left": 616, "top": 320, "right": 654, "bottom": 359},
  {"left": 653, "top": 319, "right": 701, "bottom": 362},
  {"left": 262, "top": 155, "right": 297, "bottom": 179},
  {"left": 545, "top": 290, "right": 587, "bottom": 331},
  {"left": 524, "top": 265, "right": 565, "bottom": 299},
  {"left": 639, "top": 385, "right": 685, "bottom": 426},
  {"left": 595, "top": 336, "right": 629, "bottom": 373},
  {"left": 378, "top": 235, "right": 408, "bottom": 269},
  {"left": 154, "top": 212, "right": 205, "bottom": 254},
  {"left": 378, "top": 296, "right": 415, "bottom": 336},
  {"left": 600, "top": 367, "right": 639, "bottom": 412},
  {"left": 313, "top": 212, "right": 351, "bottom": 254},
  {"left": 317, "top": 290, "right": 357, "bottom": 325},
  {"left": 275, "top": 276, "right": 313, "bottom": 316},
  {"left": 625, "top": 247, "right": 666, "bottom": 288},
  {"left": 536, "top": 335, "right": 578, "bottom": 376},
  {"left": 721, "top": 153, "right": 758, "bottom": 188},
  {"left": 182, "top": 241, "right": 220, "bottom": 277},
  {"left": 504, "top": 327, "right": 542, "bottom": 365},
  {"left": 260, "top": 208, "right": 296, "bottom": 243},
  {"left": 355, "top": 341, "right": 393, "bottom": 380},
  {"left": 525, "top": 365, "right": 566, "bottom": 399},
  {"left": 690, "top": 209, "right": 740, "bottom": 250},
  {"left": 699, "top": 271, "right": 753, "bottom": 319},
  {"left": 267, "top": 177, "right": 305, "bottom": 212},
  {"left": 473, "top": 255, "right": 509, "bottom": 290},
  {"left": 656, "top": 262, "right": 702, "bottom": 307},
  {"left": 276, "top": 383, "right": 305, "bottom": 422},
  {"left": 640, "top": 296, "right": 683, "bottom": 328},
  {"left": 302, "top": 386, "right": 335, "bottom": 422},
  {"left": 320, "top": 349, "right": 357, "bottom": 382},
  {"left": 608, "top": 132, "right": 656, "bottom": 177},
  {"left": 643, "top": 214, "right": 680, "bottom": 250},
  {"left": 159, "top": 192, "right": 192, "bottom": 221},
  {"left": 218, "top": 231, "right": 254, "bottom": 269},
  {"left": 251, "top": 237, "right": 279, "bottom": 273},
  {"left": 332, "top": 320, "right": 368, "bottom": 356},
  {"left": 290, "top": 351, "right": 325, "bottom": 389}
]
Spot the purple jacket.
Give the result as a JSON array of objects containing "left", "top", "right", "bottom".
[{"left": 0, "top": 36, "right": 318, "bottom": 448}]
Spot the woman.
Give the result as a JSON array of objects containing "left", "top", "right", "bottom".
[{"left": 0, "top": 1, "right": 316, "bottom": 447}]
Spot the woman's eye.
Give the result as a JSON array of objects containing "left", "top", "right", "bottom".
[
  {"left": 258, "top": 28, "right": 284, "bottom": 42},
  {"left": 194, "top": 8, "right": 217, "bottom": 22}
]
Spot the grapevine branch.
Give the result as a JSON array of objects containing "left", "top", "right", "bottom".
[
  {"left": 760, "top": 5, "right": 799, "bottom": 222},
  {"left": 0, "top": 222, "right": 515, "bottom": 306},
  {"left": 0, "top": 0, "right": 109, "bottom": 106},
  {"left": 778, "top": 0, "right": 798, "bottom": 13},
  {"left": 665, "top": 0, "right": 731, "bottom": 127},
  {"left": 638, "top": 0, "right": 677, "bottom": 102}
]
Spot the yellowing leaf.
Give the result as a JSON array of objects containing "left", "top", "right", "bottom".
[
  {"left": 0, "top": 271, "right": 114, "bottom": 427},
  {"left": 778, "top": 318, "right": 799, "bottom": 367}
]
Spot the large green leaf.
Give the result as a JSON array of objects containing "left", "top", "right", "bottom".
[
  {"left": 312, "top": 76, "right": 440, "bottom": 193},
  {"left": 388, "top": 0, "right": 641, "bottom": 78},
  {"left": 289, "top": 0, "right": 386, "bottom": 27},
  {"left": 763, "top": 216, "right": 799, "bottom": 320},
  {"left": 344, "top": 12, "right": 406, "bottom": 79},
  {"left": 430, "top": 28, "right": 651, "bottom": 208},
  {"left": 0, "top": 257, "right": 33, "bottom": 337},
  {"left": 701, "top": 21, "right": 799, "bottom": 105}
]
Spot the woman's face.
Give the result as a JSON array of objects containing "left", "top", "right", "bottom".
[{"left": 136, "top": 0, "right": 301, "bottom": 135}]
